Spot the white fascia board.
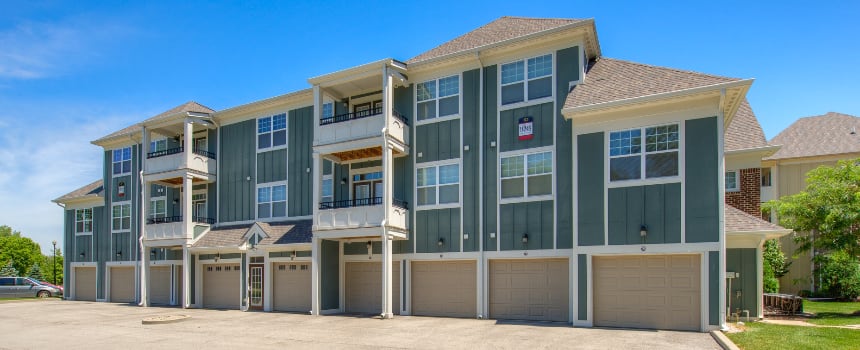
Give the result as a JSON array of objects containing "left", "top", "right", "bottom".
[
  {"left": 726, "top": 229, "right": 793, "bottom": 240},
  {"left": 724, "top": 145, "right": 782, "bottom": 158},
  {"left": 214, "top": 89, "right": 313, "bottom": 124},
  {"left": 308, "top": 58, "right": 397, "bottom": 86}
]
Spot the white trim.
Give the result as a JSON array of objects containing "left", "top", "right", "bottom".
[
  {"left": 415, "top": 160, "right": 462, "bottom": 210},
  {"left": 413, "top": 73, "right": 462, "bottom": 126},
  {"left": 497, "top": 52, "right": 556, "bottom": 110},
  {"left": 255, "top": 181, "right": 288, "bottom": 220},
  {"left": 110, "top": 146, "right": 133, "bottom": 177},
  {"left": 725, "top": 170, "right": 740, "bottom": 192},
  {"left": 110, "top": 201, "right": 132, "bottom": 233},
  {"left": 498, "top": 147, "right": 554, "bottom": 204},
  {"left": 606, "top": 122, "right": 682, "bottom": 185},
  {"left": 74, "top": 207, "right": 94, "bottom": 236},
  {"left": 255, "top": 113, "right": 289, "bottom": 153}
]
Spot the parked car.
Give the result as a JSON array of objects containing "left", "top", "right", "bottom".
[
  {"left": 39, "top": 281, "right": 63, "bottom": 296},
  {"left": 0, "top": 277, "right": 61, "bottom": 298}
]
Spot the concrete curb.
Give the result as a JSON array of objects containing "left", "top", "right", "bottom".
[
  {"left": 142, "top": 315, "right": 190, "bottom": 325},
  {"left": 710, "top": 330, "right": 740, "bottom": 350}
]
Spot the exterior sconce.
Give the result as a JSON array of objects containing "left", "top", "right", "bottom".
[
  {"left": 341, "top": 178, "right": 348, "bottom": 185},
  {"left": 437, "top": 237, "right": 445, "bottom": 247},
  {"left": 214, "top": 252, "right": 220, "bottom": 262},
  {"left": 640, "top": 225, "right": 648, "bottom": 238},
  {"left": 173, "top": 198, "right": 179, "bottom": 204},
  {"left": 291, "top": 251, "right": 297, "bottom": 261},
  {"left": 521, "top": 234, "right": 529, "bottom": 245},
  {"left": 463, "top": 233, "right": 469, "bottom": 240},
  {"left": 150, "top": 248, "right": 157, "bottom": 258},
  {"left": 116, "top": 251, "right": 122, "bottom": 258},
  {"left": 79, "top": 251, "right": 85, "bottom": 258},
  {"left": 366, "top": 241, "right": 373, "bottom": 259}
]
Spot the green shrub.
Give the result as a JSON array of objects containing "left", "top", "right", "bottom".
[
  {"left": 818, "top": 251, "right": 860, "bottom": 300},
  {"left": 763, "top": 260, "right": 780, "bottom": 293}
]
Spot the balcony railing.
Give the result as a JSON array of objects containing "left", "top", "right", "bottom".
[
  {"left": 319, "top": 197, "right": 408, "bottom": 210},
  {"left": 147, "top": 147, "right": 216, "bottom": 160},
  {"left": 320, "top": 108, "right": 408, "bottom": 126},
  {"left": 147, "top": 215, "right": 215, "bottom": 225}
]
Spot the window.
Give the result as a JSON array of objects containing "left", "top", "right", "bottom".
[
  {"left": 609, "top": 124, "right": 679, "bottom": 182},
  {"left": 149, "top": 139, "right": 167, "bottom": 153},
  {"left": 112, "top": 203, "right": 131, "bottom": 231},
  {"left": 257, "top": 113, "right": 287, "bottom": 150},
  {"left": 257, "top": 183, "right": 286, "bottom": 218},
  {"left": 112, "top": 147, "right": 132, "bottom": 175},
  {"left": 417, "top": 164, "right": 459, "bottom": 206},
  {"left": 761, "top": 167, "right": 772, "bottom": 187},
  {"left": 75, "top": 208, "right": 93, "bottom": 234},
  {"left": 416, "top": 75, "right": 459, "bottom": 121},
  {"left": 321, "top": 161, "right": 333, "bottom": 203},
  {"left": 501, "top": 151, "right": 552, "bottom": 198},
  {"left": 500, "top": 54, "right": 553, "bottom": 105},
  {"left": 322, "top": 102, "right": 333, "bottom": 120},
  {"left": 725, "top": 171, "right": 739, "bottom": 191},
  {"left": 150, "top": 198, "right": 166, "bottom": 219}
]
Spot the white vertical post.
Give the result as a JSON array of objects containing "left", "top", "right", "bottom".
[
  {"left": 312, "top": 152, "right": 321, "bottom": 229},
  {"left": 311, "top": 236, "right": 321, "bottom": 315},
  {"left": 183, "top": 245, "right": 191, "bottom": 308},
  {"left": 139, "top": 127, "right": 150, "bottom": 307},
  {"left": 183, "top": 174, "right": 193, "bottom": 239},
  {"left": 184, "top": 118, "right": 193, "bottom": 168},
  {"left": 381, "top": 230, "right": 393, "bottom": 319},
  {"left": 313, "top": 85, "right": 322, "bottom": 145},
  {"left": 140, "top": 244, "right": 150, "bottom": 307}
]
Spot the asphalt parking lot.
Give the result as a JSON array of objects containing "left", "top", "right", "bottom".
[{"left": 0, "top": 300, "right": 720, "bottom": 349}]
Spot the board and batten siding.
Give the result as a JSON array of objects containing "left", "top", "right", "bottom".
[
  {"left": 555, "top": 46, "right": 578, "bottom": 249},
  {"left": 499, "top": 102, "right": 554, "bottom": 152},
  {"left": 288, "top": 106, "right": 314, "bottom": 217},
  {"left": 577, "top": 132, "right": 605, "bottom": 246},
  {"left": 685, "top": 116, "right": 719, "bottom": 243},
  {"left": 219, "top": 119, "right": 256, "bottom": 222},
  {"left": 256, "top": 149, "right": 287, "bottom": 184},
  {"left": 482, "top": 64, "right": 498, "bottom": 251},
  {"left": 415, "top": 208, "right": 461, "bottom": 253},
  {"left": 320, "top": 239, "right": 339, "bottom": 310},
  {"left": 461, "top": 68, "right": 480, "bottom": 252},
  {"left": 499, "top": 200, "right": 554, "bottom": 251},
  {"left": 726, "top": 248, "right": 759, "bottom": 316},
  {"left": 607, "top": 183, "right": 682, "bottom": 245},
  {"left": 415, "top": 119, "right": 460, "bottom": 163}
]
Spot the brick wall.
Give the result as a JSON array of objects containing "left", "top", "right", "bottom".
[{"left": 725, "top": 168, "right": 765, "bottom": 219}]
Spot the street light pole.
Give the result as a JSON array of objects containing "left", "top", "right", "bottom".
[{"left": 52, "top": 240, "right": 57, "bottom": 285}]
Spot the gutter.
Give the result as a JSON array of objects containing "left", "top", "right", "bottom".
[{"left": 725, "top": 145, "right": 782, "bottom": 158}]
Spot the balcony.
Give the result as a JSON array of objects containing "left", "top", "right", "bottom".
[
  {"left": 144, "top": 216, "right": 214, "bottom": 241},
  {"left": 316, "top": 108, "right": 409, "bottom": 147},
  {"left": 144, "top": 147, "right": 217, "bottom": 182},
  {"left": 315, "top": 197, "right": 409, "bottom": 234}
]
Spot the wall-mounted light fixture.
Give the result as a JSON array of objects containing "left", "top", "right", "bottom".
[
  {"left": 521, "top": 233, "right": 529, "bottom": 245},
  {"left": 437, "top": 237, "right": 445, "bottom": 247},
  {"left": 366, "top": 241, "right": 373, "bottom": 259},
  {"left": 79, "top": 251, "right": 85, "bottom": 259},
  {"left": 640, "top": 225, "right": 648, "bottom": 238},
  {"left": 116, "top": 251, "right": 122, "bottom": 258},
  {"left": 150, "top": 248, "right": 157, "bottom": 258},
  {"left": 214, "top": 252, "right": 221, "bottom": 262},
  {"left": 172, "top": 198, "right": 179, "bottom": 204},
  {"left": 341, "top": 178, "right": 348, "bottom": 185},
  {"left": 291, "top": 250, "right": 297, "bottom": 261},
  {"left": 463, "top": 233, "right": 469, "bottom": 240}
]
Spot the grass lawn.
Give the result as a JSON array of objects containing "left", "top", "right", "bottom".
[
  {"left": 804, "top": 300, "right": 860, "bottom": 326},
  {"left": 726, "top": 322, "right": 860, "bottom": 350}
]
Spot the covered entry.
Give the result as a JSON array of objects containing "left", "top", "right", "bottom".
[
  {"left": 411, "top": 261, "right": 476, "bottom": 318},
  {"left": 202, "top": 263, "right": 240, "bottom": 309},
  {"left": 272, "top": 262, "right": 311, "bottom": 312},
  {"left": 109, "top": 267, "right": 135, "bottom": 303},
  {"left": 345, "top": 261, "right": 400, "bottom": 314},
  {"left": 593, "top": 254, "right": 701, "bottom": 331},
  {"left": 489, "top": 259, "right": 569, "bottom": 322},
  {"left": 74, "top": 266, "right": 97, "bottom": 301}
]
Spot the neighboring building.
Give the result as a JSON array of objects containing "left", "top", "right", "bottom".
[
  {"left": 761, "top": 112, "right": 860, "bottom": 295},
  {"left": 55, "top": 16, "right": 771, "bottom": 331}
]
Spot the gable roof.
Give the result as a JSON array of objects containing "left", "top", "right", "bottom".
[
  {"left": 564, "top": 58, "right": 741, "bottom": 110},
  {"left": 408, "top": 16, "right": 588, "bottom": 64},
  {"left": 92, "top": 101, "right": 215, "bottom": 145},
  {"left": 53, "top": 179, "right": 104, "bottom": 203},
  {"left": 725, "top": 99, "right": 769, "bottom": 151},
  {"left": 192, "top": 220, "right": 312, "bottom": 249},
  {"left": 724, "top": 204, "right": 787, "bottom": 233},
  {"left": 766, "top": 112, "right": 860, "bottom": 160}
]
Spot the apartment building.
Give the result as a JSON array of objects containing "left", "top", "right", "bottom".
[{"left": 54, "top": 16, "right": 771, "bottom": 332}]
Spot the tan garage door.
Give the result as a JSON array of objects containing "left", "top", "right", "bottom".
[
  {"left": 345, "top": 262, "right": 400, "bottom": 314},
  {"left": 412, "top": 261, "right": 476, "bottom": 318},
  {"left": 272, "top": 262, "right": 311, "bottom": 312},
  {"left": 203, "top": 263, "right": 240, "bottom": 309},
  {"left": 593, "top": 255, "right": 701, "bottom": 331},
  {"left": 490, "top": 259, "right": 569, "bottom": 322},
  {"left": 75, "top": 267, "right": 97, "bottom": 301},
  {"left": 110, "top": 267, "right": 135, "bottom": 303},
  {"left": 151, "top": 266, "right": 172, "bottom": 305}
]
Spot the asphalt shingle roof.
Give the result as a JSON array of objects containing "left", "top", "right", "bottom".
[
  {"left": 408, "top": 16, "right": 586, "bottom": 64},
  {"left": 192, "top": 220, "right": 312, "bottom": 248},
  {"left": 564, "top": 58, "right": 740, "bottom": 110},
  {"left": 53, "top": 179, "right": 104, "bottom": 203},
  {"left": 724, "top": 204, "right": 786, "bottom": 233},
  {"left": 92, "top": 101, "right": 214, "bottom": 144},
  {"left": 766, "top": 112, "right": 860, "bottom": 160},
  {"left": 725, "top": 99, "right": 768, "bottom": 151}
]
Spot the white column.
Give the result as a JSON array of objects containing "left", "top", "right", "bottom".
[
  {"left": 183, "top": 245, "right": 191, "bottom": 308},
  {"left": 313, "top": 85, "right": 322, "bottom": 145},
  {"left": 756, "top": 239, "right": 765, "bottom": 319},
  {"left": 139, "top": 126, "right": 150, "bottom": 307},
  {"left": 184, "top": 118, "right": 193, "bottom": 168},
  {"left": 140, "top": 243, "right": 150, "bottom": 307},
  {"left": 381, "top": 230, "right": 393, "bottom": 319},
  {"left": 311, "top": 236, "right": 321, "bottom": 315},
  {"left": 183, "top": 174, "right": 194, "bottom": 238},
  {"left": 311, "top": 152, "right": 321, "bottom": 229}
]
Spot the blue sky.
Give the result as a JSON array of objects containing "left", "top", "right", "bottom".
[{"left": 1, "top": 1, "right": 858, "bottom": 253}]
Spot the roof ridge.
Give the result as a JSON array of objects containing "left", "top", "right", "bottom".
[
  {"left": 186, "top": 100, "right": 216, "bottom": 113},
  {"left": 598, "top": 57, "right": 741, "bottom": 81}
]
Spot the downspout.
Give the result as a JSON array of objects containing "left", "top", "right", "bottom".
[
  {"left": 138, "top": 168, "right": 146, "bottom": 306},
  {"left": 718, "top": 88, "right": 728, "bottom": 330},
  {"left": 475, "top": 51, "right": 485, "bottom": 319}
]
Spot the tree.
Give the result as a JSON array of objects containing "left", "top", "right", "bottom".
[
  {"left": 0, "top": 229, "right": 42, "bottom": 277},
  {"left": 0, "top": 261, "right": 18, "bottom": 277},
  {"left": 818, "top": 251, "right": 860, "bottom": 299},
  {"left": 38, "top": 249, "right": 64, "bottom": 285},
  {"left": 27, "top": 262, "right": 44, "bottom": 281},
  {"left": 0, "top": 225, "right": 21, "bottom": 237},
  {"left": 763, "top": 239, "right": 791, "bottom": 279},
  {"left": 763, "top": 158, "right": 860, "bottom": 258}
]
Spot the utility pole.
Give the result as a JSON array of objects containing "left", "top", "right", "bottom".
[{"left": 52, "top": 240, "right": 57, "bottom": 285}]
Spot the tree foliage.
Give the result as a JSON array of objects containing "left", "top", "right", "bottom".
[
  {"left": 27, "top": 262, "right": 44, "bottom": 281},
  {"left": 0, "top": 229, "right": 42, "bottom": 277},
  {"left": 818, "top": 251, "right": 860, "bottom": 299},
  {"left": 0, "top": 261, "right": 18, "bottom": 277},
  {"left": 763, "top": 158, "right": 860, "bottom": 258},
  {"left": 763, "top": 239, "right": 791, "bottom": 279},
  {"left": 40, "top": 250, "right": 64, "bottom": 285}
]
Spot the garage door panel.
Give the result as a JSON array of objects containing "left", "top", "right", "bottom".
[
  {"left": 411, "top": 261, "right": 475, "bottom": 318},
  {"left": 203, "top": 264, "right": 239, "bottom": 309},
  {"left": 151, "top": 266, "right": 171, "bottom": 305},
  {"left": 273, "top": 262, "right": 311, "bottom": 312},
  {"left": 490, "top": 259, "right": 569, "bottom": 322},
  {"left": 345, "top": 262, "right": 400, "bottom": 314},
  {"left": 110, "top": 267, "right": 135, "bottom": 303},
  {"left": 75, "top": 267, "right": 96, "bottom": 301}
]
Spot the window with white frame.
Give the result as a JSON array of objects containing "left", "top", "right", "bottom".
[
  {"left": 321, "top": 161, "right": 333, "bottom": 204},
  {"left": 500, "top": 54, "right": 553, "bottom": 105},
  {"left": 322, "top": 102, "right": 334, "bottom": 120},
  {"left": 257, "top": 113, "right": 287, "bottom": 150},
  {"left": 150, "top": 198, "right": 166, "bottom": 219},
  {"left": 75, "top": 208, "right": 93, "bottom": 234},
  {"left": 257, "top": 183, "right": 287, "bottom": 218},
  {"left": 416, "top": 163, "right": 459, "bottom": 206},
  {"left": 416, "top": 75, "right": 459, "bottom": 122},
  {"left": 609, "top": 124, "right": 679, "bottom": 182},
  {"left": 112, "top": 203, "right": 131, "bottom": 231},
  {"left": 149, "top": 139, "right": 167, "bottom": 153},
  {"left": 725, "top": 171, "right": 739, "bottom": 191},
  {"left": 500, "top": 151, "right": 552, "bottom": 199},
  {"left": 112, "top": 147, "right": 132, "bottom": 175}
]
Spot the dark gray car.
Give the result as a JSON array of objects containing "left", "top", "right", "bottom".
[{"left": 0, "top": 277, "right": 60, "bottom": 298}]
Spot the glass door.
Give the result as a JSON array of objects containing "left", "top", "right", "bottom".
[{"left": 249, "top": 265, "right": 263, "bottom": 309}]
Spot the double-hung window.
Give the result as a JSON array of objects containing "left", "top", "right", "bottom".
[
  {"left": 725, "top": 171, "right": 739, "bottom": 191},
  {"left": 609, "top": 124, "right": 680, "bottom": 182},
  {"left": 416, "top": 75, "right": 459, "bottom": 122},
  {"left": 321, "top": 161, "right": 333, "bottom": 204},
  {"left": 150, "top": 139, "right": 167, "bottom": 153},
  {"left": 112, "top": 147, "right": 132, "bottom": 175},
  {"left": 257, "top": 113, "right": 287, "bottom": 150},
  {"left": 75, "top": 208, "right": 93, "bottom": 234},
  {"left": 112, "top": 203, "right": 131, "bottom": 231},
  {"left": 257, "top": 183, "right": 286, "bottom": 218},
  {"left": 500, "top": 54, "right": 553, "bottom": 105},
  {"left": 416, "top": 163, "right": 459, "bottom": 206},
  {"left": 500, "top": 151, "right": 552, "bottom": 199},
  {"left": 322, "top": 102, "right": 334, "bottom": 121}
]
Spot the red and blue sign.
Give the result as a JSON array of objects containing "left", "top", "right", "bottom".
[{"left": 518, "top": 116, "right": 534, "bottom": 141}]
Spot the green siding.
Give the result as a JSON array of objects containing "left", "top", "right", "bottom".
[
  {"left": 344, "top": 241, "right": 381, "bottom": 255},
  {"left": 321, "top": 239, "right": 339, "bottom": 310},
  {"left": 608, "top": 183, "right": 681, "bottom": 245},
  {"left": 415, "top": 208, "right": 461, "bottom": 253},
  {"left": 190, "top": 256, "right": 196, "bottom": 304},
  {"left": 322, "top": 160, "right": 332, "bottom": 175},
  {"left": 555, "top": 46, "right": 578, "bottom": 249},
  {"left": 462, "top": 68, "right": 480, "bottom": 252},
  {"left": 289, "top": 106, "right": 314, "bottom": 217},
  {"left": 578, "top": 254, "right": 587, "bottom": 320},
  {"left": 75, "top": 235, "right": 93, "bottom": 262},
  {"left": 577, "top": 132, "right": 604, "bottom": 246},
  {"left": 333, "top": 164, "right": 350, "bottom": 202},
  {"left": 111, "top": 232, "right": 132, "bottom": 261},
  {"left": 726, "top": 248, "right": 759, "bottom": 316},
  {"left": 499, "top": 102, "right": 554, "bottom": 152},
  {"left": 393, "top": 85, "right": 414, "bottom": 255},
  {"left": 709, "top": 250, "right": 720, "bottom": 326},
  {"left": 499, "top": 201, "right": 554, "bottom": 251},
  {"left": 483, "top": 65, "right": 498, "bottom": 250},
  {"left": 686, "top": 117, "right": 720, "bottom": 243},
  {"left": 269, "top": 251, "right": 311, "bottom": 258},
  {"left": 219, "top": 120, "right": 256, "bottom": 222},
  {"left": 111, "top": 175, "right": 132, "bottom": 202},
  {"left": 199, "top": 253, "right": 241, "bottom": 260},
  {"left": 351, "top": 160, "right": 381, "bottom": 169},
  {"left": 240, "top": 253, "right": 246, "bottom": 304},
  {"left": 415, "top": 119, "right": 460, "bottom": 163},
  {"left": 207, "top": 128, "right": 217, "bottom": 154},
  {"left": 207, "top": 184, "right": 217, "bottom": 220},
  {"left": 256, "top": 149, "right": 287, "bottom": 184},
  {"left": 165, "top": 186, "right": 181, "bottom": 217}
]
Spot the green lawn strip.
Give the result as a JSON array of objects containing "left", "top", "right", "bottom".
[
  {"left": 727, "top": 322, "right": 860, "bottom": 350},
  {"left": 803, "top": 300, "right": 860, "bottom": 326}
]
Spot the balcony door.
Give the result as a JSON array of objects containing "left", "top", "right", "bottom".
[{"left": 352, "top": 171, "right": 383, "bottom": 206}]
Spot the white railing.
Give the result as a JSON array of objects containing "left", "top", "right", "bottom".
[
  {"left": 145, "top": 151, "right": 216, "bottom": 176},
  {"left": 144, "top": 222, "right": 188, "bottom": 240},
  {"left": 315, "top": 205, "right": 408, "bottom": 231}
]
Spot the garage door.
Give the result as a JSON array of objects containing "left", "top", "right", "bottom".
[
  {"left": 75, "top": 267, "right": 97, "bottom": 301},
  {"left": 151, "top": 266, "right": 172, "bottom": 305},
  {"left": 412, "top": 261, "right": 476, "bottom": 317},
  {"left": 593, "top": 255, "right": 701, "bottom": 331},
  {"left": 345, "top": 262, "right": 400, "bottom": 314},
  {"left": 272, "top": 262, "right": 311, "bottom": 312},
  {"left": 109, "top": 267, "right": 135, "bottom": 303},
  {"left": 490, "top": 259, "right": 569, "bottom": 322},
  {"left": 203, "top": 263, "right": 240, "bottom": 309}
]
